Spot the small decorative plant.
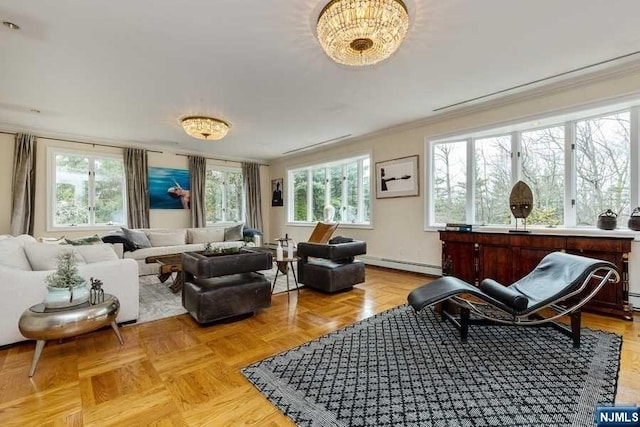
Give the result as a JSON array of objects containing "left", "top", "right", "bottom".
[
  {"left": 204, "top": 243, "right": 222, "bottom": 255},
  {"left": 45, "top": 251, "right": 85, "bottom": 291}
]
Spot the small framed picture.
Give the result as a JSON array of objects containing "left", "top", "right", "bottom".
[
  {"left": 375, "top": 155, "right": 419, "bottom": 199},
  {"left": 271, "top": 178, "right": 284, "bottom": 207}
]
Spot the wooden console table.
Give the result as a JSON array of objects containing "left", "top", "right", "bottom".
[{"left": 439, "top": 231, "right": 633, "bottom": 320}]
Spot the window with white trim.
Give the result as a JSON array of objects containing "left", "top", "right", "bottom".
[
  {"left": 429, "top": 107, "right": 635, "bottom": 228},
  {"left": 205, "top": 166, "right": 245, "bottom": 224},
  {"left": 49, "top": 150, "right": 127, "bottom": 228},
  {"left": 288, "top": 155, "right": 371, "bottom": 225}
]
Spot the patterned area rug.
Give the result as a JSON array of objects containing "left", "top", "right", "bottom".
[
  {"left": 138, "top": 275, "right": 187, "bottom": 323},
  {"left": 242, "top": 305, "right": 621, "bottom": 427},
  {"left": 138, "top": 266, "right": 298, "bottom": 324}
]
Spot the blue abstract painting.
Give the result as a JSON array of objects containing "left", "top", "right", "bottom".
[{"left": 148, "top": 167, "right": 191, "bottom": 209}]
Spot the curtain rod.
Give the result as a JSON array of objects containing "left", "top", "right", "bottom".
[
  {"left": 0, "top": 131, "right": 163, "bottom": 153},
  {"left": 175, "top": 152, "right": 269, "bottom": 167}
]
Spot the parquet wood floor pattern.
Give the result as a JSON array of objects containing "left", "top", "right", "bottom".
[{"left": 0, "top": 266, "right": 637, "bottom": 426}]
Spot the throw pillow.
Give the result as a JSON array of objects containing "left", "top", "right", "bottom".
[
  {"left": 75, "top": 244, "right": 119, "bottom": 263},
  {"left": 121, "top": 227, "right": 152, "bottom": 249},
  {"left": 224, "top": 224, "right": 244, "bottom": 241},
  {"left": 329, "top": 236, "right": 354, "bottom": 244},
  {"left": 0, "top": 237, "right": 33, "bottom": 270},
  {"left": 38, "top": 236, "right": 66, "bottom": 244},
  {"left": 64, "top": 234, "right": 102, "bottom": 245},
  {"left": 187, "top": 228, "right": 225, "bottom": 244},
  {"left": 101, "top": 234, "right": 136, "bottom": 252},
  {"left": 146, "top": 230, "right": 187, "bottom": 247},
  {"left": 23, "top": 243, "right": 86, "bottom": 271}
]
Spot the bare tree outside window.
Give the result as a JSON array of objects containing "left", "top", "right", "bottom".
[
  {"left": 575, "top": 112, "right": 630, "bottom": 226},
  {"left": 474, "top": 136, "right": 512, "bottom": 225},
  {"left": 433, "top": 141, "right": 467, "bottom": 223},
  {"left": 521, "top": 126, "right": 565, "bottom": 226}
]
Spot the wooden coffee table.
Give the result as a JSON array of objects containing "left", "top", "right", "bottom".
[{"left": 145, "top": 253, "right": 184, "bottom": 293}]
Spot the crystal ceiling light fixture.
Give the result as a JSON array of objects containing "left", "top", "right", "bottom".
[
  {"left": 316, "top": 0, "right": 409, "bottom": 66},
  {"left": 181, "top": 116, "right": 230, "bottom": 140}
]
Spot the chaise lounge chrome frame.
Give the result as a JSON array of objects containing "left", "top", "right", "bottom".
[{"left": 408, "top": 252, "right": 620, "bottom": 347}]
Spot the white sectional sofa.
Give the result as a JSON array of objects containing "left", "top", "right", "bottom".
[
  {"left": 0, "top": 235, "right": 139, "bottom": 347},
  {"left": 117, "top": 224, "right": 250, "bottom": 276}
]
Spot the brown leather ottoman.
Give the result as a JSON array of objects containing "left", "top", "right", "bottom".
[{"left": 182, "top": 250, "right": 272, "bottom": 324}]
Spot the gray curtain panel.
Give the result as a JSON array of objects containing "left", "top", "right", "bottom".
[
  {"left": 124, "top": 148, "right": 150, "bottom": 229},
  {"left": 10, "top": 133, "right": 37, "bottom": 235},
  {"left": 189, "top": 155, "right": 207, "bottom": 227},
  {"left": 242, "top": 162, "right": 263, "bottom": 230}
]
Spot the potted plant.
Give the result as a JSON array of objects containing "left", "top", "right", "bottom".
[
  {"left": 43, "top": 251, "right": 90, "bottom": 309},
  {"left": 203, "top": 243, "right": 222, "bottom": 255}
]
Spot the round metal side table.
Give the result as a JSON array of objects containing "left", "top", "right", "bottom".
[{"left": 18, "top": 294, "right": 124, "bottom": 377}]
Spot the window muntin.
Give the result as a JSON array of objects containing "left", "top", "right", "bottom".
[
  {"left": 429, "top": 108, "right": 636, "bottom": 229},
  {"left": 288, "top": 155, "right": 371, "bottom": 225},
  {"left": 575, "top": 112, "right": 630, "bottom": 226},
  {"left": 51, "top": 151, "right": 126, "bottom": 228},
  {"left": 205, "top": 167, "right": 245, "bottom": 224}
]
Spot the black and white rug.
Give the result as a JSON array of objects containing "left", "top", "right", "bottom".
[
  {"left": 138, "top": 266, "right": 298, "bottom": 323},
  {"left": 242, "top": 305, "right": 621, "bottom": 427}
]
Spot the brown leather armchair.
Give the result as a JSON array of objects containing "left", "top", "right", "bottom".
[{"left": 296, "top": 239, "right": 366, "bottom": 293}]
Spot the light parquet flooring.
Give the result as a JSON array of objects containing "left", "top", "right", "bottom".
[{"left": 0, "top": 266, "right": 638, "bottom": 426}]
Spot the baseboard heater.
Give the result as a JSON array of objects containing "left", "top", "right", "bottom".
[
  {"left": 628, "top": 292, "right": 640, "bottom": 312},
  {"left": 358, "top": 255, "right": 441, "bottom": 276}
]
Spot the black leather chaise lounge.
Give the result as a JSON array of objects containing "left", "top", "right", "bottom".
[{"left": 408, "top": 252, "right": 619, "bottom": 347}]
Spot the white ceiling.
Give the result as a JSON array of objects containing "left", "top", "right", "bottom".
[{"left": 2, "top": 0, "right": 640, "bottom": 162}]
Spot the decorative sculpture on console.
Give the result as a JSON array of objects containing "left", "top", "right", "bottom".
[{"left": 509, "top": 181, "right": 533, "bottom": 233}]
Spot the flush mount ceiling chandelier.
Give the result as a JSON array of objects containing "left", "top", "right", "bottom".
[
  {"left": 181, "top": 116, "right": 230, "bottom": 140},
  {"left": 316, "top": 0, "right": 409, "bottom": 66}
]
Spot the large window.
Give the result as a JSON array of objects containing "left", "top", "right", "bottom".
[
  {"left": 205, "top": 167, "right": 244, "bottom": 224},
  {"left": 50, "top": 150, "right": 126, "bottom": 228},
  {"left": 433, "top": 141, "right": 466, "bottom": 224},
  {"left": 521, "top": 126, "right": 564, "bottom": 226},
  {"left": 288, "top": 155, "right": 370, "bottom": 225},
  {"left": 429, "top": 107, "right": 636, "bottom": 229},
  {"left": 474, "top": 135, "right": 511, "bottom": 225},
  {"left": 575, "top": 112, "right": 630, "bottom": 226}
]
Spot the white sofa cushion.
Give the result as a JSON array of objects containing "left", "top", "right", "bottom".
[
  {"left": 0, "top": 237, "right": 33, "bottom": 270},
  {"left": 187, "top": 228, "right": 225, "bottom": 244},
  {"left": 146, "top": 230, "right": 187, "bottom": 247},
  {"left": 75, "top": 244, "right": 119, "bottom": 263},
  {"left": 24, "top": 243, "right": 86, "bottom": 271}
]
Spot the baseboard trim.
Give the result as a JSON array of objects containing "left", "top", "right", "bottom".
[{"left": 359, "top": 255, "right": 441, "bottom": 276}]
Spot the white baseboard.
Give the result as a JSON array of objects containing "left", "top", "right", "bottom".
[{"left": 359, "top": 255, "right": 441, "bottom": 276}]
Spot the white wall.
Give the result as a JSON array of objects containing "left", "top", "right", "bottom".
[{"left": 268, "top": 66, "right": 640, "bottom": 303}]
